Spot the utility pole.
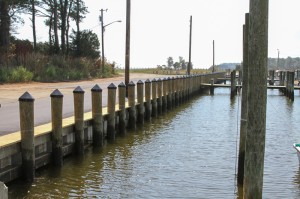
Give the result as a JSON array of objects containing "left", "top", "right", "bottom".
[
  {"left": 213, "top": 40, "right": 215, "bottom": 73},
  {"left": 243, "top": 0, "right": 269, "bottom": 198},
  {"left": 187, "top": 15, "right": 192, "bottom": 75},
  {"left": 100, "top": 9, "right": 107, "bottom": 75},
  {"left": 277, "top": 49, "right": 280, "bottom": 70},
  {"left": 125, "top": 0, "right": 131, "bottom": 91}
]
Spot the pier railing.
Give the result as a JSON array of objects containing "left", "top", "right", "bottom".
[{"left": 0, "top": 72, "right": 225, "bottom": 183}]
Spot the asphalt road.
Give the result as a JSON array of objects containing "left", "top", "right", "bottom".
[{"left": 0, "top": 73, "right": 168, "bottom": 136}]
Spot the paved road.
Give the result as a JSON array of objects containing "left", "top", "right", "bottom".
[{"left": 0, "top": 73, "right": 168, "bottom": 136}]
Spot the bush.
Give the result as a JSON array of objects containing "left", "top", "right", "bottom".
[{"left": 9, "top": 66, "right": 33, "bottom": 82}]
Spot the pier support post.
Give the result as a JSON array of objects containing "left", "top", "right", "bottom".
[
  {"left": 269, "top": 70, "right": 275, "bottom": 85},
  {"left": 137, "top": 80, "right": 144, "bottom": 124},
  {"left": 172, "top": 77, "right": 176, "bottom": 108},
  {"left": 50, "top": 89, "right": 64, "bottom": 166},
  {"left": 128, "top": 81, "right": 136, "bottom": 130},
  {"left": 19, "top": 92, "right": 35, "bottom": 182},
  {"left": 73, "top": 86, "right": 85, "bottom": 155},
  {"left": 145, "top": 79, "right": 152, "bottom": 121},
  {"left": 167, "top": 77, "right": 172, "bottom": 110},
  {"left": 157, "top": 78, "right": 163, "bottom": 115},
  {"left": 91, "top": 85, "right": 103, "bottom": 146},
  {"left": 290, "top": 72, "right": 295, "bottom": 101},
  {"left": 107, "top": 83, "right": 117, "bottom": 140},
  {"left": 210, "top": 79, "right": 214, "bottom": 95},
  {"left": 238, "top": 13, "right": 249, "bottom": 185},
  {"left": 162, "top": 78, "right": 168, "bottom": 112},
  {"left": 243, "top": 0, "right": 269, "bottom": 198},
  {"left": 151, "top": 79, "right": 158, "bottom": 117},
  {"left": 230, "top": 70, "right": 236, "bottom": 99},
  {"left": 118, "top": 82, "right": 126, "bottom": 135}
]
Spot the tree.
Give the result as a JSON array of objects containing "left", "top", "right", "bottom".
[
  {"left": 70, "top": 29, "right": 100, "bottom": 59},
  {"left": 167, "top": 57, "right": 173, "bottom": 69}
]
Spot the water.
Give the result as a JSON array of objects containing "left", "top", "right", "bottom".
[{"left": 8, "top": 88, "right": 300, "bottom": 198}]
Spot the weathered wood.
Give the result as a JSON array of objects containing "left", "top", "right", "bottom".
[
  {"left": 50, "top": 89, "right": 64, "bottom": 166},
  {"left": 19, "top": 92, "right": 35, "bottom": 182},
  {"left": 73, "top": 86, "right": 85, "bottom": 155},
  {"left": 128, "top": 81, "right": 136, "bottom": 130},
  {"left": 151, "top": 79, "right": 158, "bottom": 117},
  {"left": 167, "top": 77, "right": 172, "bottom": 110},
  {"left": 0, "top": 182, "right": 7, "bottom": 199},
  {"left": 157, "top": 78, "right": 163, "bottom": 115},
  {"left": 107, "top": 83, "right": 117, "bottom": 140},
  {"left": 243, "top": 0, "right": 269, "bottom": 198},
  {"left": 210, "top": 79, "right": 214, "bottom": 95},
  {"left": 145, "top": 79, "right": 152, "bottom": 121},
  {"left": 118, "top": 82, "right": 126, "bottom": 135},
  {"left": 137, "top": 80, "right": 144, "bottom": 124},
  {"left": 238, "top": 13, "right": 249, "bottom": 185},
  {"left": 230, "top": 70, "right": 236, "bottom": 99},
  {"left": 91, "top": 84, "right": 103, "bottom": 146},
  {"left": 162, "top": 78, "right": 168, "bottom": 112}
]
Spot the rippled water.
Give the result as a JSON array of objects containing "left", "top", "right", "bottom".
[{"left": 8, "top": 88, "right": 300, "bottom": 198}]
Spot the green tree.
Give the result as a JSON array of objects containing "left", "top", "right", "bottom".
[
  {"left": 70, "top": 29, "right": 100, "bottom": 59},
  {"left": 167, "top": 56, "right": 173, "bottom": 69}
]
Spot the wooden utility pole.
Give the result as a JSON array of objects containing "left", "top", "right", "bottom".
[
  {"left": 100, "top": 9, "right": 106, "bottom": 74},
  {"left": 243, "top": 0, "right": 269, "bottom": 198},
  {"left": 237, "top": 13, "right": 249, "bottom": 185},
  {"left": 188, "top": 15, "right": 192, "bottom": 75},
  {"left": 125, "top": 0, "right": 131, "bottom": 89}
]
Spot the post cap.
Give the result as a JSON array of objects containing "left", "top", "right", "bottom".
[
  {"left": 19, "top": 91, "right": 35, "bottom": 102},
  {"left": 50, "top": 89, "right": 63, "bottom": 98},
  {"left": 91, "top": 84, "right": 102, "bottom": 92},
  {"left": 152, "top": 78, "right": 157, "bottom": 82},
  {"left": 118, "top": 82, "right": 126, "bottom": 87},
  {"left": 128, "top": 81, "right": 135, "bottom": 86},
  {"left": 145, "top": 79, "right": 151, "bottom": 83},
  {"left": 108, "top": 83, "right": 117, "bottom": 89},
  {"left": 157, "top": 78, "right": 162, "bottom": 82},
  {"left": 137, "top": 80, "right": 144, "bottom": 84},
  {"left": 73, "top": 86, "right": 85, "bottom": 94}
]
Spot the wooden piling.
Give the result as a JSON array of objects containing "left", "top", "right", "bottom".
[
  {"left": 91, "top": 84, "right": 103, "bottom": 146},
  {"left": 162, "top": 78, "right": 168, "bottom": 112},
  {"left": 175, "top": 77, "right": 179, "bottom": 107},
  {"left": 157, "top": 78, "right": 163, "bottom": 115},
  {"left": 128, "top": 81, "right": 136, "bottom": 130},
  {"left": 151, "top": 78, "right": 158, "bottom": 117},
  {"left": 145, "top": 79, "right": 152, "bottom": 121},
  {"left": 243, "top": 0, "right": 269, "bottom": 198},
  {"left": 118, "top": 82, "right": 126, "bottom": 135},
  {"left": 73, "top": 86, "right": 85, "bottom": 155},
  {"left": 238, "top": 13, "right": 249, "bottom": 185},
  {"left": 167, "top": 77, "right": 172, "bottom": 110},
  {"left": 0, "top": 182, "right": 7, "bottom": 199},
  {"left": 137, "top": 80, "right": 144, "bottom": 124},
  {"left": 19, "top": 92, "right": 35, "bottom": 182},
  {"left": 210, "top": 79, "right": 214, "bottom": 95},
  {"left": 50, "top": 89, "right": 64, "bottom": 166},
  {"left": 290, "top": 72, "right": 294, "bottom": 101},
  {"left": 107, "top": 83, "right": 117, "bottom": 140},
  {"left": 230, "top": 70, "right": 236, "bottom": 99}
]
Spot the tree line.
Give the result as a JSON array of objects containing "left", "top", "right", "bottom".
[
  {"left": 157, "top": 56, "right": 193, "bottom": 70},
  {"left": 0, "top": 0, "right": 99, "bottom": 60}
]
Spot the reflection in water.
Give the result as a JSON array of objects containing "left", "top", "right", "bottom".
[{"left": 8, "top": 88, "right": 300, "bottom": 198}]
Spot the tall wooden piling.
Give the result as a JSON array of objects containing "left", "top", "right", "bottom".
[
  {"left": 19, "top": 92, "right": 35, "bottom": 182},
  {"left": 289, "top": 72, "right": 294, "bottom": 101},
  {"left": 73, "top": 86, "right": 85, "bottom": 155},
  {"left": 91, "top": 84, "right": 103, "bottom": 146},
  {"left": 243, "top": 0, "right": 269, "bottom": 198},
  {"left": 167, "top": 77, "right": 172, "bottom": 110},
  {"left": 107, "top": 83, "right": 117, "bottom": 140},
  {"left": 50, "top": 89, "right": 64, "bottom": 166},
  {"left": 151, "top": 79, "right": 158, "bottom": 117},
  {"left": 230, "top": 70, "right": 236, "bottom": 99},
  {"left": 162, "top": 78, "right": 168, "bottom": 112},
  {"left": 128, "top": 81, "right": 136, "bottom": 130},
  {"left": 210, "top": 79, "right": 214, "bottom": 95},
  {"left": 157, "top": 78, "right": 163, "bottom": 115},
  {"left": 145, "top": 79, "right": 152, "bottom": 121},
  {"left": 238, "top": 13, "right": 249, "bottom": 185},
  {"left": 0, "top": 182, "right": 7, "bottom": 199},
  {"left": 137, "top": 80, "right": 144, "bottom": 124},
  {"left": 118, "top": 82, "right": 126, "bottom": 135}
]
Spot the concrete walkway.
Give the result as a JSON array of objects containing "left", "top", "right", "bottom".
[{"left": 0, "top": 73, "right": 168, "bottom": 136}]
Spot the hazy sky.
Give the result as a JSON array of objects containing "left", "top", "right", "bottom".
[{"left": 17, "top": 0, "right": 300, "bottom": 69}]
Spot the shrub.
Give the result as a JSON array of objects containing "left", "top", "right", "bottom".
[{"left": 9, "top": 66, "right": 33, "bottom": 82}]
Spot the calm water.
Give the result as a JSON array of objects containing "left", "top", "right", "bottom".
[{"left": 8, "top": 88, "right": 300, "bottom": 198}]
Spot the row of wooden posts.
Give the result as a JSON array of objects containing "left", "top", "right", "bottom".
[{"left": 17, "top": 74, "right": 216, "bottom": 182}]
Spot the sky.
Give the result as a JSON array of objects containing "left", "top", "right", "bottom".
[{"left": 17, "top": 0, "right": 300, "bottom": 69}]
